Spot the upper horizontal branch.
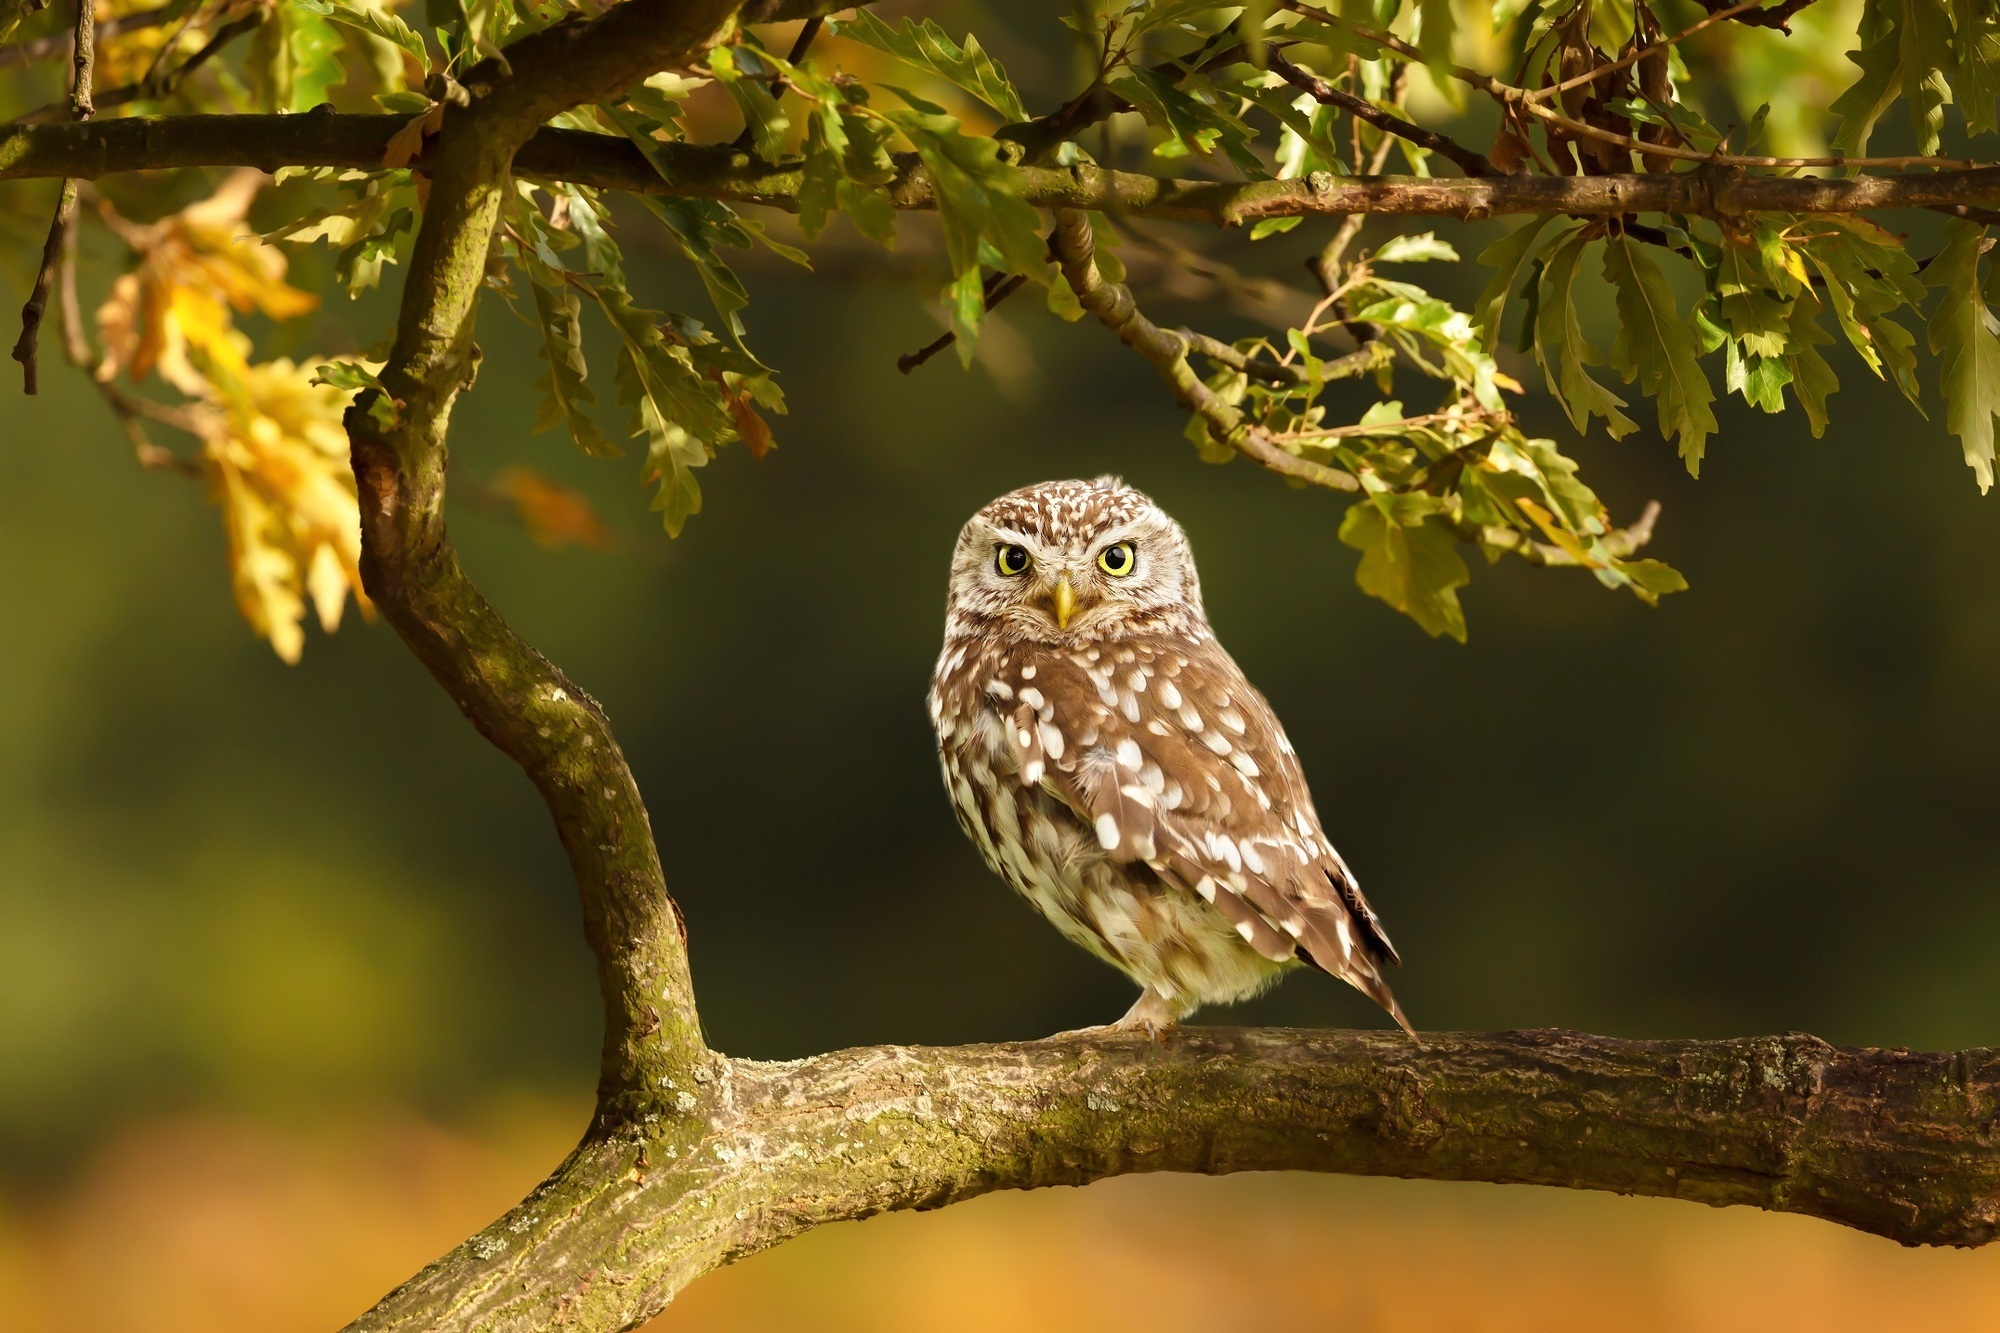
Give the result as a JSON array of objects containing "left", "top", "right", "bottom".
[{"left": 6, "top": 115, "right": 2000, "bottom": 221}]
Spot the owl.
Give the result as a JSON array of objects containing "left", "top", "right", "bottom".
[{"left": 929, "top": 477, "right": 1411, "bottom": 1035}]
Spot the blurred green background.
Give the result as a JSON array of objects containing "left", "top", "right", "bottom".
[{"left": 5, "top": 179, "right": 2000, "bottom": 1326}]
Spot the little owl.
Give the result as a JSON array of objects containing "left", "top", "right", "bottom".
[{"left": 929, "top": 477, "right": 1411, "bottom": 1035}]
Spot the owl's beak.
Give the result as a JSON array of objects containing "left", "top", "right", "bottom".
[{"left": 1051, "top": 573, "right": 1078, "bottom": 630}]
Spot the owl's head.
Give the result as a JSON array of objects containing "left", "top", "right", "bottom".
[{"left": 944, "top": 477, "right": 1206, "bottom": 644}]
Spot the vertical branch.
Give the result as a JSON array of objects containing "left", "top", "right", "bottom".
[
  {"left": 342, "top": 0, "right": 747, "bottom": 1124},
  {"left": 11, "top": 0, "right": 93, "bottom": 393}
]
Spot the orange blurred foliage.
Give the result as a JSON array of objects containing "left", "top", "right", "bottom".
[
  {"left": 493, "top": 467, "right": 614, "bottom": 550},
  {"left": 3, "top": 1101, "right": 1999, "bottom": 1333}
]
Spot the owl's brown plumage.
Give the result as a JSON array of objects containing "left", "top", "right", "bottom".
[{"left": 929, "top": 477, "right": 1410, "bottom": 1034}]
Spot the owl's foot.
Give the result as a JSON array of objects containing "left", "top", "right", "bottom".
[{"left": 1047, "top": 988, "right": 1181, "bottom": 1041}]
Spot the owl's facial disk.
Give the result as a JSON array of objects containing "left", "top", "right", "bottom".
[{"left": 947, "top": 480, "right": 1204, "bottom": 644}]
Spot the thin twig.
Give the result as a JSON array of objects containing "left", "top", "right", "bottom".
[
  {"left": 1267, "top": 47, "right": 1491, "bottom": 177},
  {"left": 50, "top": 141, "right": 202, "bottom": 471},
  {"left": 1282, "top": 406, "right": 1492, "bottom": 440},
  {"left": 730, "top": 16, "right": 822, "bottom": 150},
  {"left": 12, "top": 10, "right": 263, "bottom": 124},
  {"left": 1525, "top": 3, "right": 1760, "bottom": 104},
  {"left": 1691, "top": 0, "right": 1822, "bottom": 32},
  {"left": 1050, "top": 207, "right": 1359, "bottom": 493},
  {"left": 0, "top": 4, "right": 171, "bottom": 68},
  {"left": 1281, "top": 2, "right": 1983, "bottom": 171},
  {"left": 1931, "top": 204, "right": 2000, "bottom": 228},
  {"left": 11, "top": 0, "right": 92, "bottom": 393},
  {"left": 897, "top": 271, "right": 1028, "bottom": 373}
]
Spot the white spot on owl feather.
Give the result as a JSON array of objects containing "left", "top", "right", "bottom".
[
  {"left": 1018, "top": 686, "right": 1046, "bottom": 711},
  {"left": 1156, "top": 680, "right": 1183, "bottom": 710},
  {"left": 1115, "top": 738, "right": 1143, "bottom": 771},
  {"left": 1095, "top": 813, "right": 1121, "bottom": 850}
]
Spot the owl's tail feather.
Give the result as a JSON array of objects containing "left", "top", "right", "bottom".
[{"left": 1298, "top": 940, "right": 1416, "bottom": 1037}]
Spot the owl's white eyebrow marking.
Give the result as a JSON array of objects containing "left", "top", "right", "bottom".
[{"left": 1094, "top": 813, "right": 1120, "bottom": 850}]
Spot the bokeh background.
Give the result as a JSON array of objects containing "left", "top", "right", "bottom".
[{"left": 6, "top": 4, "right": 2000, "bottom": 1325}]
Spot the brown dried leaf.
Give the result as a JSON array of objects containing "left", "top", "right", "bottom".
[
  {"left": 494, "top": 467, "right": 612, "bottom": 549},
  {"left": 382, "top": 103, "right": 444, "bottom": 170}
]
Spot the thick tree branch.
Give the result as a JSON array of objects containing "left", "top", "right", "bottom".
[
  {"left": 346, "top": 1027, "right": 2000, "bottom": 1332},
  {"left": 343, "top": 0, "right": 749, "bottom": 1135},
  {"left": 5, "top": 116, "right": 2000, "bottom": 222}
]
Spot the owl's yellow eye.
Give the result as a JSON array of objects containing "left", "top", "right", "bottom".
[
  {"left": 995, "top": 544, "right": 1031, "bottom": 577},
  {"left": 1097, "top": 541, "right": 1137, "bottom": 577}
]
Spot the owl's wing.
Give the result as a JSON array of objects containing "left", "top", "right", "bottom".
[{"left": 999, "top": 639, "right": 1410, "bottom": 1032}]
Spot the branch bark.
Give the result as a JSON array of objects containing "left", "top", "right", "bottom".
[
  {"left": 341, "top": 0, "right": 749, "bottom": 1134},
  {"left": 5, "top": 115, "right": 2000, "bottom": 221},
  {"left": 347, "top": 1027, "right": 2000, "bottom": 1331}
]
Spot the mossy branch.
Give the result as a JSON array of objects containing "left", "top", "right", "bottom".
[
  {"left": 347, "top": 1027, "right": 2000, "bottom": 1332},
  {"left": 342, "top": 0, "right": 749, "bottom": 1133}
]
